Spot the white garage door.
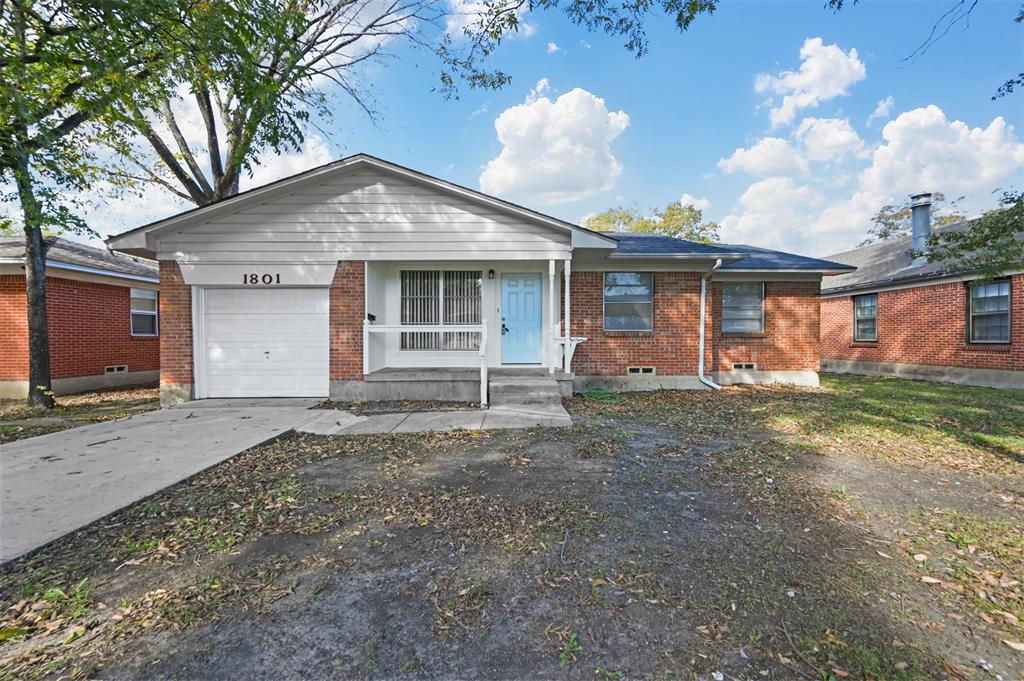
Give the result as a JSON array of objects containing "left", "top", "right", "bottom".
[{"left": 201, "top": 288, "right": 330, "bottom": 398}]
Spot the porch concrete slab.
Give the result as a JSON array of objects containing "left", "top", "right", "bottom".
[
  {"left": 294, "top": 404, "right": 572, "bottom": 436},
  {"left": 389, "top": 410, "right": 487, "bottom": 433},
  {"left": 296, "top": 410, "right": 369, "bottom": 436},
  {"left": 1, "top": 403, "right": 318, "bottom": 563},
  {"left": 336, "top": 413, "right": 411, "bottom": 435},
  {"left": 482, "top": 407, "right": 572, "bottom": 430}
]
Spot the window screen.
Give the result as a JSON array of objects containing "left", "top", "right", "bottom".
[
  {"left": 969, "top": 280, "right": 1010, "bottom": 343},
  {"left": 853, "top": 293, "right": 877, "bottom": 341},
  {"left": 722, "top": 282, "right": 764, "bottom": 333},
  {"left": 130, "top": 289, "right": 158, "bottom": 336},
  {"left": 604, "top": 272, "right": 653, "bottom": 331}
]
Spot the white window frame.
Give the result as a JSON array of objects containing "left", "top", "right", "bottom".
[
  {"left": 968, "top": 279, "right": 1011, "bottom": 344},
  {"left": 722, "top": 282, "right": 765, "bottom": 334},
  {"left": 399, "top": 269, "right": 482, "bottom": 352},
  {"left": 130, "top": 288, "right": 158, "bottom": 337},
  {"left": 603, "top": 272, "right": 654, "bottom": 332},
  {"left": 853, "top": 293, "right": 878, "bottom": 342}
]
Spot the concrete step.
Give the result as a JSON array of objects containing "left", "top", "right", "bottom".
[{"left": 489, "top": 377, "right": 563, "bottom": 408}]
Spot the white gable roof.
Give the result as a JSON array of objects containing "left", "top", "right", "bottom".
[{"left": 107, "top": 154, "right": 616, "bottom": 262}]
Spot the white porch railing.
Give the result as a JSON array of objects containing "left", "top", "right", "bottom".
[
  {"left": 362, "top": 320, "right": 489, "bottom": 407},
  {"left": 553, "top": 335, "right": 587, "bottom": 374}
]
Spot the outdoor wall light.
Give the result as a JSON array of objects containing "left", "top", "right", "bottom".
[{"left": 488, "top": 269, "right": 495, "bottom": 279}]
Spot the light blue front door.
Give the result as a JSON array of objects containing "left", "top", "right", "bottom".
[{"left": 501, "top": 273, "right": 543, "bottom": 364}]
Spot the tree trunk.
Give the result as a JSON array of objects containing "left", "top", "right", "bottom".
[{"left": 12, "top": 159, "right": 55, "bottom": 409}]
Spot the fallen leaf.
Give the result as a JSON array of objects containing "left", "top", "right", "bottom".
[
  {"left": 913, "top": 553, "right": 928, "bottom": 562},
  {"left": 1003, "top": 640, "right": 1024, "bottom": 652},
  {"left": 920, "top": 576, "right": 942, "bottom": 585},
  {"left": 876, "top": 550, "right": 893, "bottom": 559}
]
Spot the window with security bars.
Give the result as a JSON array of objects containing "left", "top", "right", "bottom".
[
  {"left": 968, "top": 280, "right": 1010, "bottom": 343},
  {"left": 853, "top": 293, "right": 877, "bottom": 341},
  {"left": 400, "top": 270, "right": 482, "bottom": 350}
]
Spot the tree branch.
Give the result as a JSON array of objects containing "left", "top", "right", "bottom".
[{"left": 160, "top": 99, "right": 214, "bottom": 196}]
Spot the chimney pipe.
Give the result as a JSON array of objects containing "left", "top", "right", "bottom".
[{"left": 910, "top": 193, "right": 932, "bottom": 268}]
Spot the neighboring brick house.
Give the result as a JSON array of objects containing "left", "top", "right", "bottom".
[
  {"left": 105, "top": 154, "right": 852, "bottom": 406},
  {"left": 821, "top": 193, "right": 1023, "bottom": 389},
  {"left": 0, "top": 237, "right": 160, "bottom": 398}
]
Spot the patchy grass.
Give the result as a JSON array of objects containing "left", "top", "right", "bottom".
[
  {"left": 0, "top": 386, "right": 158, "bottom": 444},
  {"left": 1, "top": 374, "right": 1022, "bottom": 679}
]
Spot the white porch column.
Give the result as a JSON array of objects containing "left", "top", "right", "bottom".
[
  {"left": 563, "top": 258, "right": 571, "bottom": 373},
  {"left": 548, "top": 259, "right": 556, "bottom": 374}
]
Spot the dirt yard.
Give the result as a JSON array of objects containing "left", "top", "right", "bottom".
[{"left": 1, "top": 375, "right": 1021, "bottom": 680}]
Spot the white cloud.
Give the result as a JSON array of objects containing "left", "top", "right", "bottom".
[
  {"left": 720, "top": 177, "right": 826, "bottom": 250},
  {"left": 794, "top": 117, "right": 865, "bottom": 161},
  {"left": 679, "top": 193, "right": 711, "bottom": 211},
  {"left": 860, "top": 105, "right": 1024, "bottom": 196},
  {"left": 479, "top": 80, "right": 630, "bottom": 204},
  {"left": 446, "top": 0, "right": 535, "bottom": 39},
  {"left": 867, "top": 95, "right": 894, "bottom": 126},
  {"left": 717, "top": 137, "right": 807, "bottom": 176},
  {"left": 755, "top": 37, "right": 866, "bottom": 128},
  {"left": 718, "top": 106, "right": 1024, "bottom": 255},
  {"left": 245, "top": 134, "right": 334, "bottom": 189},
  {"left": 547, "top": 42, "right": 562, "bottom": 54}
]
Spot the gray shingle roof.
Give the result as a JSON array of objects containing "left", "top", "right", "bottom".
[
  {"left": 606, "top": 233, "right": 743, "bottom": 257},
  {"left": 606, "top": 233, "right": 854, "bottom": 271},
  {"left": 0, "top": 236, "right": 158, "bottom": 280},
  {"left": 819, "top": 220, "right": 1001, "bottom": 293},
  {"left": 717, "top": 243, "right": 856, "bottom": 271}
]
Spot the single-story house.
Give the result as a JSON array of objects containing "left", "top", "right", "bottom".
[
  {"left": 105, "top": 154, "right": 853, "bottom": 407},
  {"left": 821, "top": 193, "right": 1023, "bottom": 389},
  {"left": 0, "top": 237, "right": 160, "bottom": 398}
]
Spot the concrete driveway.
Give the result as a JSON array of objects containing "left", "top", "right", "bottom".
[{"left": 0, "top": 400, "right": 319, "bottom": 562}]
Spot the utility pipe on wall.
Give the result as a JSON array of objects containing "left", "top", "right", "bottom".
[{"left": 698, "top": 259, "right": 723, "bottom": 390}]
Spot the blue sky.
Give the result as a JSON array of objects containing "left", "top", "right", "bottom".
[{"left": 87, "top": 0, "right": 1024, "bottom": 257}]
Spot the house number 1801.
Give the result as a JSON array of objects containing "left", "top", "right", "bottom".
[{"left": 242, "top": 273, "right": 281, "bottom": 285}]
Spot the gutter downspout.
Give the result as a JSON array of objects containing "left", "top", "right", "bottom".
[{"left": 698, "top": 259, "right": 723, "bottom": 390}]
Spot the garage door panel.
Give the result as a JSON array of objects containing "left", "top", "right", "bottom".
[{"left": 202, "top": 288, "right": 330, "bottom": 398}]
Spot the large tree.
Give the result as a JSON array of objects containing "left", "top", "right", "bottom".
[
  {"left": 0, "top": 0, "right": 186, "bottom": 407},
  {"left": 922, "top": 191, "right": 1024, "bottom": 280},
  {"left": 107, "top": 0, "right": 460, "bottom": 208},
  {"left": 584, "top": 201, "right": 720, "bottom": 243}
]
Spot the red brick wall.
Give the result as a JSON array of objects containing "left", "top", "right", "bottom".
[
  {"left": 711, "top": 281, "right": 821, "bottom": 372},
  {"left": 821, "top": 274, "right": 1024, "bottom": 371},
  {"left": 47, "top": 277, "right": 158, "bottom": 378},
  {"left": 1, "top": 274, "right": 159, "bottom": 381},
  {"left": 159, "top": 261, "right": 193, "bottom": 388},
  {"left": 0, "top": 275, "right": 28, "bottom": 380},
  {"left": 567, "top": 272, "right": 709, "bottom": 376},
  {"left": 330, "top": 260, "right": 365, "bottom": 380},
  {"left": 568, "top": 273, "right": 821, "bottom": 376}
]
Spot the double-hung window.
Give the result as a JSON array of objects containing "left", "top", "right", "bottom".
[
  {"left": 130, "top": 288, "right": 158, "bottom": 336},
  {"left": 853, "top": 293, "right": 877, "bottom": 341},
  {"left": 603, "top": 272, "right": 653, "bottom": 331},
  {"left": 722, "top": 282, "right": 764, "bottom": 333},
  {"left": 968, "top": 280, "right": 1010, "bottom": 343},
  {"left": 400, "top": 270, "right": 482, "bottom": 350}
]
